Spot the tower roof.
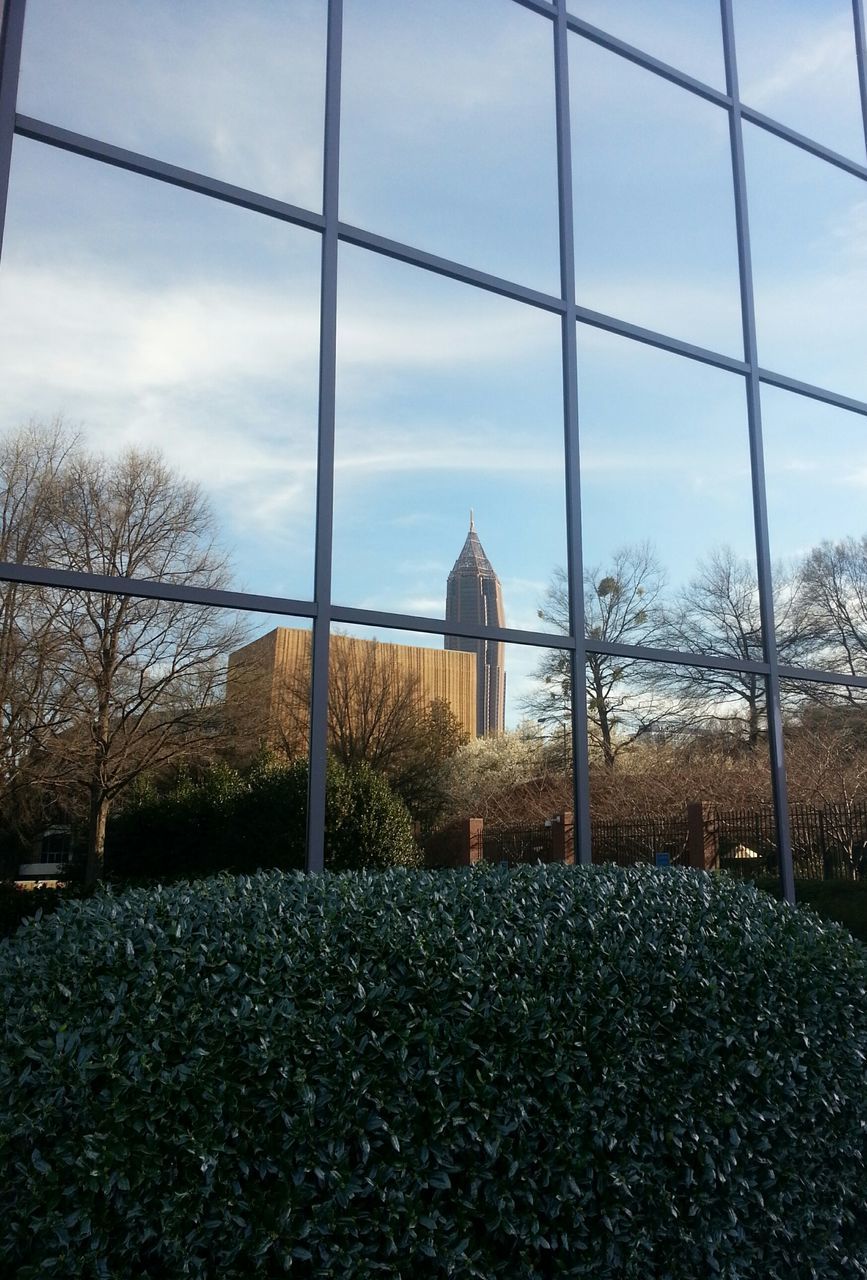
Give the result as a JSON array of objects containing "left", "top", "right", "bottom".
[{"left": 449, "top": 514, "right": 499, "bottom": 580}]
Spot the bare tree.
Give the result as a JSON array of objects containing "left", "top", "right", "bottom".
[
  {"left": 255, "top": 633, "right": 468, "bottom": 824},
  {"left": 326, "top": 637, "right": 424, "bottom": 772},
  {"left": 797, "top": 535, "right": 867, "bottom": 679},
  {"left": 0, "top": 423, "right": 81, "bottom": 843},
  {"left": 30, "top": 445, "right": 248, "bottom": 886},
  {"left": 661, "top": 547, "right": 810, "bottom": 749},
  {"left": 526, "top": 544, "right": 670, "bottom": 767},
  {"left": 784, "top": 694, "right": 867, "bottom": 879}
]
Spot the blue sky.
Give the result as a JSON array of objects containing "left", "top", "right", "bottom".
[{"left": 1, "top": 0, "right": 866, "bottom": 725}]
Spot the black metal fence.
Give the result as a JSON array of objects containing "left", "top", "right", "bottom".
[
  {"left": 591, "top": 815, "right": 689, "bottom": 868},
  {"left": 714, "top": 806, "right": 779, "bottom": 880},
  {"left": 483, "top": 822, "right": 554, "bottom": 866},
  {"left": 788, "top": 802, "right": 867, "bottom": 880},
  {"left": 479, "top": 801, "right": 867, "bottom": 880}
]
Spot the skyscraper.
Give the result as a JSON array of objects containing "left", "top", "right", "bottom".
[{"left": 445, "top": 514, "right": 506, "bottom": 736}]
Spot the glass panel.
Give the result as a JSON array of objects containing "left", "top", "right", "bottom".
[
  {"left": 782, "top": 677, "right": 867, "bottom": 885},
  {"left": 18, "top": 0, "right": 328, "bottom": 209},
  {"left": 734, "top": 0, "right": 865, "bottom": 162},
  {"left": 0, "top": 584, "right": 310, "bottom": 884},
  {"left": 322, "top": 623, "right": 575, "bottom": 869},
  {"left": 569, "top": 0, "right": 725, "bottom": 88},
  {"left": 0, "top": 138, "right": 320, "bottom": 601},
  {"left": 576, "top": 325, "right": 760, "bottom": 659},
  {"left": 332, "top": 245, "right": 568, "bottom": 629},
  {"left": 340, "top": 0, "right": 560, "bottom": 292},
  {"left": 763, "top": 386, "right": 867, "bottom": 674},
  {"left": 745, "top": 124, "right": 867, "bottom": 402},
  {"left": 585, "top": 657, "right": 779, "bottom": 889},
  {"left": 570, "top": 35, "right": 743, "bottom": 355}
]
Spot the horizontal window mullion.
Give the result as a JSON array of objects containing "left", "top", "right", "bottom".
[
  {"left": 0, "top": 562, "right": 318, "bottom": 619},
  {"left": 14, "top": 115, "right": 326, "bottom": 232},
  {"left": 564, "top": 14, "right": 732, "bottom": 109}
]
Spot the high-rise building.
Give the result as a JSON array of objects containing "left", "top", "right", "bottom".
[{"left": 445, "top": 515, "right": 506, "bottom": 736}]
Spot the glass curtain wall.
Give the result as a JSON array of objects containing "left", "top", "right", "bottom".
[{"left": 1, "top": 0, "right": 866, "bottom": 901}]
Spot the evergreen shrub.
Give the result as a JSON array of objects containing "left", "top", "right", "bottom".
[
  {"left": 1, "top": 864, "right": 865, "bottom": 1278},
  {"left": 106, "top": 755, "right": 419, "bottom": 880}
]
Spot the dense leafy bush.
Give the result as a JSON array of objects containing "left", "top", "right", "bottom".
[
  {"left": 1, "top": 865, "right": 865, "bottom": 1278},
  {"left": 0, "top": 881, "right": 84, "bottom": 940},
  {"left": 106, "top": 755, "right": 419, "bottom": 879}
]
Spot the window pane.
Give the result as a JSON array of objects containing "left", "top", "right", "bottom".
[
  {"left": 782, "top": 677, "right": 867, "bottom": 883},
  {"left": 321, "top": 622, "right": 575, "bottom": 869},
  {"left": 0, "top": 585, "right": 310, "bottom": 883},
  {"left": 734, "top": 0, "right": 865, "bottom": 162},
  {"left": 569, "top": 0, "right": 725, "bottom": 88},
  {"left": 332, "top": 246, "right": 568, "bottom": 630},
  {"left": 571, "top": 36, "right": 743, "bottom": 354},
  {"left": 0, "top": 139, "right": 320, "bottom": 601},
  {"left": 577, "top": 325, "right": 760, "bottom": 660},
  {"left": 763, "top": 386, "right": 867, "bottom": 675},
  {"left": 18, "top": 0, "right": 327, "bottom": 209},
  {"left": 745, "top": 125, "right": 867, "bottom": 402},
  {"left": 586, "top": 657, "right": 779, "bottom": 890},
  {"left": 340, "top": 0, "right": 560, "bottom": 292}
]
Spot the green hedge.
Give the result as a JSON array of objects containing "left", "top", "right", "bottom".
[
  {"left": 757, "top": 877, "right": 867, "bottom": 945},
  {"left": 0, "top": 881, "right": 84, "bottom": 940},
  {"left": 106, "top": 755, "right": 420, "bottom": 880},
  {"left": 1, "top": 865, "right": 865, "bottom": 1278}
]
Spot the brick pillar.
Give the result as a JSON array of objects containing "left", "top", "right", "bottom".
[
  {"left": 552, "top": 812, "right": 575, "bottom": 865},
  {"left": 467, "top": 818, "right": 484, "bottom": 865},
  {"left": 687, "top": 802, "right": 718, "bottom": 871},
  {"left": 424, "top": 818, "right": 484, "bottom": 867}
]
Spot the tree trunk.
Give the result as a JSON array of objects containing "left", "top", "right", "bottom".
[
  {"left": 84, "top": 785, "right": 110, "bottom": 888},
  {"left": 591, "top": 669, "right": 616, "bottom": 769}
]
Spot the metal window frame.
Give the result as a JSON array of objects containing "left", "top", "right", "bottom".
[{"left": 0, "top": 0, "right": 865, "bottom": 896}]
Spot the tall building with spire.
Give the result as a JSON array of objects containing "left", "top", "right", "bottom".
[{"left": 445, "top": 513, "right": 506, "bottom": 736}]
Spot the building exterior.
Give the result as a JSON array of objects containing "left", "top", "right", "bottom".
[
  {"left": 227, "top": 627, "right": 477, "bottom": 758},
  {"left": 1, "top": 0, "right": 866, "bottom": 898},
  {"left": 445, "top": 515, "right": 505, "bottom": 737}
]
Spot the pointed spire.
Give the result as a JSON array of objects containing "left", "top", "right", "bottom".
[{"left": 449, "top": 514, "right": 498, "bottom": 580}]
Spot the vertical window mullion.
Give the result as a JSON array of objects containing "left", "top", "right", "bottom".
[
  {"left": 307, "top": 0, "right": 344, "bottom": 874},
  {"left": 554, "top": 0, "right": 592, "bottom": 864},
  {"left": 720, "top": 0, "right": 796, "bottom": 905}
]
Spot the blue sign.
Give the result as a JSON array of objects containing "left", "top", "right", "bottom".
[{"left": 654, "top": 852, "right": 671, "bottom": 868}]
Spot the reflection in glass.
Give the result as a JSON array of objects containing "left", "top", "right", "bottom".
[
  {"left": 585, "top": 658, "right": 777, "bottom": 885},
  {"left": 18, "top": 0, "right": 328, "bottom": 209},
  {"left": 745, "top": 124, "right": 867, "bottom": 402},
  {"left": 0, "top": 138, "right": 321, "bottom": 600},
  {"left": 576, "top": 325, "right": 760, "bottom": 659},
  {"left": 763, "top": 386, "right": 867, "bottom": 675},
  {"left": 782, "top": 678, "right": 867, "bottom": 881},
  {"left": 0, "top": 583, "right": 310, "bottom": 885},
  {"left": 734, "top": 0, "right": 865, "bottom": 162},
  {"left": 340, "top": 0, "right": 560, "bottom": 291},
  {"left": 323, "top": 623, "right": 575, "bottom": 868},
  {"left": 569, "top": 0, "right": 725, "bottom": 88},
  {"left": 333, "top": 245, "right": 567, "bottom": 628},
  {"left": 570, "top": 35, "right": 743, "bottom": 354}
]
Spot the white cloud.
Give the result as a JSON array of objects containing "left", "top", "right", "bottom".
[{"left": 740, "top": 18, "right": 855, "bottom": 113}]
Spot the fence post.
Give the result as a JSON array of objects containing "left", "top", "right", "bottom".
[
  {"left": 423, "top": 817, "right": 484, "bottom": 868},
  {"left": 553, "top": 812, "right": 574, "bottom": 865},
  {"left": 687, "top": 802, "right": 717, "bottom": 871},
  {"left": 467, "top": 818, "right": 484, "bottom": 866}
]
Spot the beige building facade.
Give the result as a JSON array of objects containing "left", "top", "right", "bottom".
[{"left": 227, "top": 627, "right": 478, "bottom": 757}]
